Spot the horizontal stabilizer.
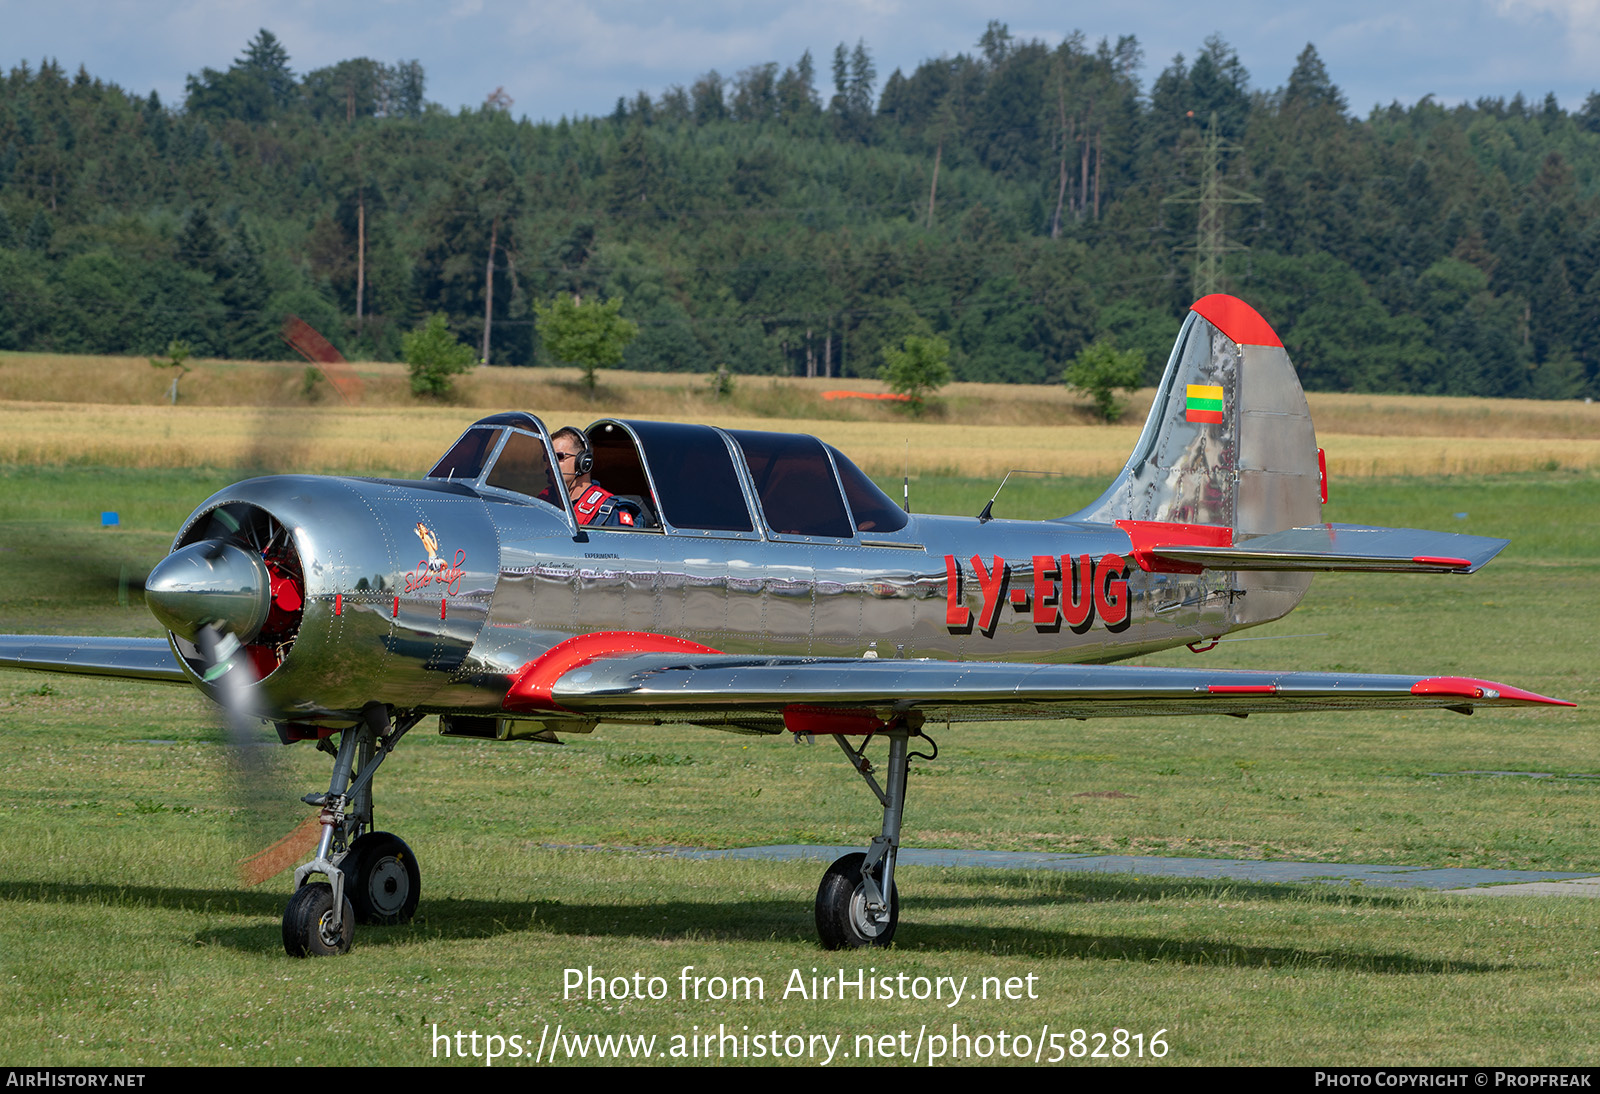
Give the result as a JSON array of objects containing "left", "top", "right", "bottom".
[
  {"left": 1148, "top": 524, "right": 1508, "bottom": 574},
  {"left": 0, "top": 635, "right": 188, "bottom": 684}
]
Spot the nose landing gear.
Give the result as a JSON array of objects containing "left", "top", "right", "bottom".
[
  {"left": 282, "top": 882, "right": 355, "bottom": 957},
  {"left": 281, "top": 705, "right": 423, "bottom": 957}
]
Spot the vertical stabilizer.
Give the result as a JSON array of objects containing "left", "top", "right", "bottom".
[
  {"left": 1070, "top": 294, "right": 1320, "bottom": 536},
  {"left": 1068, "top": 295, "right": 1322, "bottom": 627}
]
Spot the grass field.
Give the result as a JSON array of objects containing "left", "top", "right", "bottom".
[{"left": 1, "top": 371, "right": 1598, "bottom": 1066}]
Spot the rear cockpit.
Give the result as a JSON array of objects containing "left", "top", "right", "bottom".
[
  {"left": 587, "top": 419, "right": 909, "bottom": 541},
  {"left": 425, "top": 413, "right": 911, "bottom": 542}
]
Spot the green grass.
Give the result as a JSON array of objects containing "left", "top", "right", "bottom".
[
  {"left": 891, "top": 467, "right": 1600, "bottom": 558},
  {"left": 1, "top": 467, "right": 1598, "bottom": 1065}
]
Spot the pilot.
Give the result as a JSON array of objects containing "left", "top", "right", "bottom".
[{"left": 550, "top": 426, "right": 648, "bottom": 528}]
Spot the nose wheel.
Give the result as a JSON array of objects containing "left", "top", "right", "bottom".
[
  {"left": 281, "top": 706, "right": 423, "bottom": 957},
  {"left": 283, "top": 882, "right": 355, "bottom": 957}
]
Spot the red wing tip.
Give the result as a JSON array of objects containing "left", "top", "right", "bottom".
[
  {"left": 1412, "top": 556, "right": 1472, "bottom": 569},
  {"left": 1411, "top": 676, "right": 1575, "bottom": 706},
  {"left": 1208, "top": 684, "right": 1278, "bottom": 694},
  {"left": 1116, "top": 520, "right": 1232, "bottom": 574}
]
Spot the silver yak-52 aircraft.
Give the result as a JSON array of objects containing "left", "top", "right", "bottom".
[{"left": 0, "top": 294, "right": 1572, "bottom": 956}]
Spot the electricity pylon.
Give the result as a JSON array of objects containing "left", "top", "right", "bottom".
[{"left": 1164, "top": 112, "right": 1259, "bottom": 298}]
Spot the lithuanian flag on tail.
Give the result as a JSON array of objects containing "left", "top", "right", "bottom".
[{"left": 1185, "top": 384, "right": 1224, "bottom": 424}]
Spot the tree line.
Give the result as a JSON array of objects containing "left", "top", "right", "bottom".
[{"left": 1, "top": 25, "right": 1598, "bottom": 398}]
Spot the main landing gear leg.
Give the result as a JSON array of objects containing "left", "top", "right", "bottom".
[
  {"left": 282, "top": 704, "right": 423, "bottom": 957},
  {"left": 815, "top": 717, "right": 931, "bottom": 950}
]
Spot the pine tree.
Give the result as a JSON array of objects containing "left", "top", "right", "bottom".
[
  {"left": 777, "top": 50, "right": 819, "bottom": 118},
  {"left": 239, "top": 29, "right": 296, "bottom": 113},
  {"left": 1283, "top": 43, "right": 1347, "bottom": 115}
]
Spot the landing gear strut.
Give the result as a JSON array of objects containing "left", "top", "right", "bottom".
[
  {"left": 282, "top": 704, "right": 423, "bottom": 957},
  {"left": 814, "top": 719, "right": 930, "bottom": 950}
]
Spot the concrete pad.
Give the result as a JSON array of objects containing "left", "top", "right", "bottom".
[
  {"left": 1450, "top": 876, "right": 1600, "bottom": 898},
  {"left": 660, "top": 844, "right": 1600, "bottom": 894}
]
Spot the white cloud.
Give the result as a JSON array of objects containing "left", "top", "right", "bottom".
[
  {"left": 1489, "top": 0, "right": 1600, "bottom": 95},
  {"left": 1493, "top": 0, "right": 1600, "bottom": 51}
]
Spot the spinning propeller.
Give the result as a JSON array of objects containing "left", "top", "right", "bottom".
[
  {"left": 110, "top": 316, "right": 361, "bottom": 880},
  {"left": 143, "top": 491, "right": 322, "bottom": 882}
]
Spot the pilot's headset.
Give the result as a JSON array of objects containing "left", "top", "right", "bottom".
[{"left": 556, "top": 428, "right": 594, "bottom": 476}]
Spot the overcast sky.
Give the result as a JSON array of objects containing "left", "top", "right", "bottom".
[{"left": 5, "top": 1, "right": 1598, "bottom": 122}]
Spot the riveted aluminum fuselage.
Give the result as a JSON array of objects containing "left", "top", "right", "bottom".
[
  {"left": 154, "top": 306, "right": 1330, "bottom": 726},
  {"left": 166, "top": 473, "right": 1289, "bottom": 725}
]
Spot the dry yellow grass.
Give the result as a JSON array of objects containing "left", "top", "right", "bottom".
[
  {"left": 1303, "top": 390, "right": 1600, "bottom": 439},
  {"left": 6, "top": 349, "right": 1597, "bottom": 428},
  {"left": 0, "top": 402, "right": 462, "bottom": 475},
  {"left": 2, "top": 350, "right": 1596, "bottom": 479},
  {"left": 3, "top": 400, "right": 1598, "bottom": 481},
  {"left": 0, "top": 352, "right": 1115, "bottom": 426}
]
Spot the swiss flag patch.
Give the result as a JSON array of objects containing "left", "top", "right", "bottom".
[{"left": 619, "top": 511, "right": 634, "bottom": 525}]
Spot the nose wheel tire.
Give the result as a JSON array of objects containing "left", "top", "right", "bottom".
[
  {"left": 283, "top": 882, "right": 355, "bottom": 957},
  {"left": 815, "top": 852, "right": 898, "bottom": 950},
  {"left": 340, "top": 831, "right": 421, "bottom": 926}
]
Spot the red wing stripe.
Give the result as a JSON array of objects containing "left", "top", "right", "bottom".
[
  {"left": 1413, "top": 556, "right": 1472, "bottom": 568},
  {"left": 783, "top": 706, "right": 890, "bottom": 736},
  {"left": 1208, "top": 684, "right": 1278, "bottom": 694},
  {"left": 504, "top": 631, "right": 724, "bottom": 712}
]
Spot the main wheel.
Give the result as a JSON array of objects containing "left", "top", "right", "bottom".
[
  {"left": 815, "top": 852, "right": 898, "bottom": 950},
  {"left": 283, "top": 882, "right": 354, "bottom": 957},
  {"left": 340, "top": 832, "right": 421, "bottom": 926}
]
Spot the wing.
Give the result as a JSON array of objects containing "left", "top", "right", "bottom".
[
  {"left": 505, "top": 644, "right": 1572, "bottom": 734},
  {"left": 0, "top": 635, "right": 188, "bottom": 684}
]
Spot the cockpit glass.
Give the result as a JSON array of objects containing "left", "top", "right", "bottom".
[
  {"left": 629, "top": 422, "right": 754, "bottom": 532},
  {"left": 730, "top": 430, "right": 853, "bottom": 538},
  {"left": 427, "top": 428, "right": 500, "bottom": 481},
  {"left": 485, "top": 429, "right": 560, "bottom": 508},
  {"left": 828, "top": 446, "right": 909, "bottom": 533}
]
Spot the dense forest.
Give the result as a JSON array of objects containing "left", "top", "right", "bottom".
[{"left": 2, "top": 25, "right": 1599, "bottom": 398}]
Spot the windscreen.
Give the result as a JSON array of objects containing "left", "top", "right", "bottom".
[
  {"left": 484, "top": 429, "right": 561, "bottom": 508},
  {"left": 427, "top": 428, "right": 500, "bottom": 481}
]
